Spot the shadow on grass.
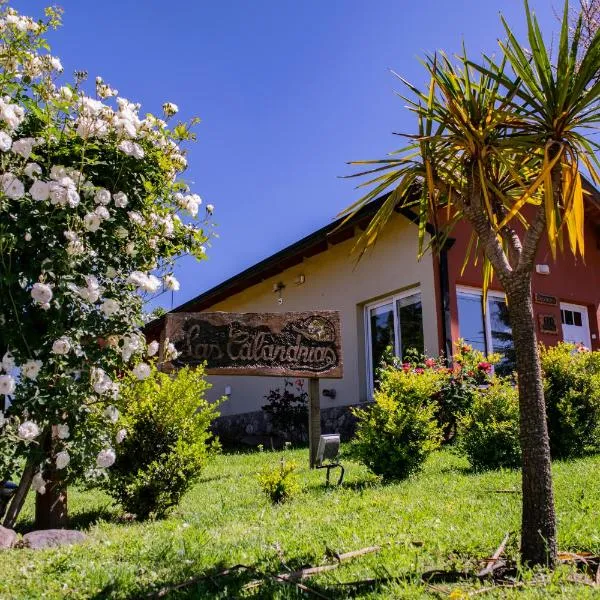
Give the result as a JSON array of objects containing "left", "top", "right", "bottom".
[
  {"left": 88, "top": 561, "right": 407, "bottom": 599},
  {"left": 15, "top": 506, "right": 121, "bottom": 534}
]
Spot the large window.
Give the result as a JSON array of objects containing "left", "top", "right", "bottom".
[
  {"left": 365, "top": 289, "right": 424, "bottom": 392},
  {"left": 457, "top": 287, "right": 514, "bottom": 375}
]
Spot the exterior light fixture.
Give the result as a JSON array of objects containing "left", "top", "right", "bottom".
[{"left": 536, "top": 264, "right": 550, "bottom": 275}]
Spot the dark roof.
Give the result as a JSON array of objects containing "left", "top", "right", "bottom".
[{"left": 144, "top": 192, "right": 429, "bottom": 337}]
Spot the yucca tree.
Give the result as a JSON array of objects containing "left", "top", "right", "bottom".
[{"left": 342, "top": 1, "right": 600, "bottom": 567}]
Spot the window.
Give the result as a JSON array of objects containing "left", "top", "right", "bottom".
[
  {"left": 365, "top": 289, "right": 424, "bottom": 392},
  {"left": 457, "top": 287, "right": 514, "bottom": 375}
]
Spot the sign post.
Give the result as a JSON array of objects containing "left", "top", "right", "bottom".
[
  {"left": 308, "top": 378, "right": 320, "bottom": 469},
  {"left": 162, "top": 311, "right": 343, "bottom": 469}
]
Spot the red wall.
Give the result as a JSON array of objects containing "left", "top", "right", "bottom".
[{"left": 446, "top": 216, "right": 600, "bottom": 351}]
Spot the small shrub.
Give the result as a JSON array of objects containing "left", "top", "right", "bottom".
[
  {"left": 106, "top": 363, "right": 220, "bottom": 519},
  {"left": 457, "top": 379, "right": 521, "bottom": 471},
  {"left": 435, "top": 341, "right": 498, "bottom": 441},
  {"left": 350, "top": 364, "right": 443, "bottom": 480},
  {"left": 257, "top": 459, "right": 300, "bottom": 503},
  {"left": 262, "top": 379, "right": 308, "bottom": 442},
  {"left": 541, "top": 343, "right": 600, "bottom": 458}
]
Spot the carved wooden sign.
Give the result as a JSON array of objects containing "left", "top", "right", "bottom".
[
  {"left": 534, "top": 293, "right": 558, "bottom": 306},
  {"left": 163, "top": 311, "right": 343, "bottom": 378}
]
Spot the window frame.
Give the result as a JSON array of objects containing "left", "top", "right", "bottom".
[
  {"left": 456, "top": 285, "right": 509, "bottom": 356},
  {"left": 364, "top": 286, "right": 422, "bottom": 396}
]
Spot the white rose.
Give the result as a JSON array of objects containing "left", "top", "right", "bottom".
[
  {"left": 162, "top": 102, "right": 179, "bottom": 117},
  {"left": 24, "top": 162, "right": 42, "bottom": 178},
  {"left": 31, "top": 282, "right": 53, "bottom": 305},
  {"left": 0, "top": 131, "right": 12, "bottom": 151},
  {"left": 18, "top": 420, "right": 40, "bottom": 440},
  {"left": 164, "top": 342, "right": 179, "bottom": 361},
  {"left": 106, "top": 266, "right": 118, "bottom": 279},
  {"left": 59, "top": 86, "right": 72, "bottom": 101},
  {"left": 51, "top": 336, "right": 71, "bottom": 355},
  {"left": 125, "top": 241, "right": 136, "bottom": 256},
  {"left": 100, "top": 298, "right": 120, "bottom": 317},
  {"left": 95, "top": 205, "right": 110, "bottom": 220},
  {"left": 147, "top": 340, "right": 159, "bottom": 356},
  {"left": 164, "top": 274, "right": 180, "bottom": 291},
  {"left": 31, "top": 472, "right": 46, "bottom": 495},
  {"left": 113, "top": 191, "right": 128, "bottom": 208},
  {"left": 83, "top": 212, "right": 102, "bottom": 232},
  {"left": 132, "top": 362, "right": 151, "bottom": 381},
  {"left": 128, "top": 211, "right": 144, "bottom": 225},
  {"left": 118, "top": 140, "right": 144, "bottom": 159},
  {"left": 104, "top": 405, "right": 119, "bottom": 423},
  {"left": 206, "top": 203, "right": 214, "bottom": 214},
  {"left": 116, "top": 428, "right": 127, "bottom": 444},
  {"left": 91, "top": 368, "right": 113, "bottom": 395},
  {"left": 55, "top": 450, "right": 70, "bottom": 470},
  {"left": 56, "top": 423, "right": 70, "bottom": 439},
  {"left": 29, "top": 180, "right": 50, "bottom": 201},
  {"left": 22, "top": 359, "right": 42, "bottom": 380},
  {"left": 1, "top": 351, "right": 15, "bottom": 372},
  {"left": 1, "top": 173, "right": 24, "bottom": 199},
  {"left": 94, "top": 188, "right": 111, "bottom": 205},
  {"left": 11, "top": 137, "right": 36, "bottom": 159},
  {"left": 0, "top": 374, "right": 16, "bottom": 396},
  {"left": 96, "top": 448, "right": 116, "bottom": 468},
  {"left": 115, "top": 226, "right": 129, "bottom": 240}
]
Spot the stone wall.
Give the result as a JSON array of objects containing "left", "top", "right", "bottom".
[{"left": 212, "top": 403, "right": 362, "bottom": 448}]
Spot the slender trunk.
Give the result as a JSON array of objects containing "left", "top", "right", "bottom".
[
  {"left": 3, "top": 460, "right": 34, "bottom": 529},
  {"left": 34, "top": 426, "right": 68, "bottom": 529},
  {"left": 506, "top": 277, "right": 557, "bottom": 567}
]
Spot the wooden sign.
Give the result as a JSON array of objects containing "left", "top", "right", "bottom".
[
  {"left": 534, "top": 293, "right": 558, "bottom": 306},
  {"left": 163, "top": 311, "right": 343, "bottom": 378},
  {"left": 538, "top": 313, "right": 559, "bottom": 335}
]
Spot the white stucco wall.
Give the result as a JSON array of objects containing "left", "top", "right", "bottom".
[{"left": 201, "top": 213, "right": 439, "bottom": 416}]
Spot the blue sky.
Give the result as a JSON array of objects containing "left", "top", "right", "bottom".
[{"left": 18, "top": 0, "right": 557, "bottom": 311}]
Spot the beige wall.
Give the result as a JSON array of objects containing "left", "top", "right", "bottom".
[{"left": 203, "top": 213, "right": 439, "bottom": 416}]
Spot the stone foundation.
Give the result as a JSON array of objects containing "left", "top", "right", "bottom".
[{"left": 212, "top": 404, "right": 361, "bottom": 448}]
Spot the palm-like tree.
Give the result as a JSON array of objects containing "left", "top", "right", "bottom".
[{"left": 342, "top": 0, "right": 600, "bottom": 566}]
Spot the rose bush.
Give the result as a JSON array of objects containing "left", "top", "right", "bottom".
[{"left": 0, "top": 3, "right": 212, "bottom": 525}]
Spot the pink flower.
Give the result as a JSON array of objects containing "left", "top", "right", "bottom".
[
  {"left": 477, "top": 361, "right": 492, "bottom": 373},
  {"left": 415, "top": 367, "right": 424, "bottom": 374},
  {"left": 425, "top": 358, "right": 436, "bottom": 368},
  {"left": 402, "top": 363, "right": 411, "bottom": 372}
]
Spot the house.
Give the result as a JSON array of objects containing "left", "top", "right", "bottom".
[{"left": 145, "top": 189, "right": 600, "bottom": 441}]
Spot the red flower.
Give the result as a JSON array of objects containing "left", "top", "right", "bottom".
[
  {"left": 477, "top": 361, "right": 492, "bottom": 373},
  {"left": 415, "top": 367, "right": 425, "bottom": 374},
  {"left": 402, "top": 363, "right": 411, "bottom": 371},
  {"left": 425, "top": 358, "right": 436, "bottom": 368}
]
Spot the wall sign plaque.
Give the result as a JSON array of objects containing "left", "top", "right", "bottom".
[
  {"left": 538, "top": 313, "right": 559, "bottom": 335},
  {"left": 163, "top": 311, "right": 343, "bottom": 378},
  {"left": 534, "top": 293, "right": 558, "bottom": 306}
]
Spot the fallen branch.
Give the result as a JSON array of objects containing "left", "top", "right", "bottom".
[{"left": 477, "top": 532, "right": 510, "bottom": 579}]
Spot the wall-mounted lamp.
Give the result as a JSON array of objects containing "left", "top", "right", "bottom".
[
  {"left": 294, "top": 274, "right": 305, "bottom": 286},
  {"left": 272, "top": 281, "right": 285, "bottom": 305},
  {"left": 536, "top": 264, "right": 550, "bottom": 275}
]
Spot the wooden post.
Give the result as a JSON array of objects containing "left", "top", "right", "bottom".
[{"left": 308, "top": 377, "right": 321, "bottom": 468}]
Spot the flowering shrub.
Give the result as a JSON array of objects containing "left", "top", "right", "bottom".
[
  {"left": 351, "top": 363, "right": 444, "bottom": 480},
  {"left": 105, "top": 363, "right": 220, "bottom": 519},
  {"left": 0, "top": 4, "right": 212, "bottom": 516},
  {"left": 257, "top": 459, "right": 300, "bottom": 504},
  {"left": 540, "top": 343, "right": 600, "bottom": 458},
  {"left": 435, "top": 341, "right": 498, "bottom": 441},
  {"left": 456, "top": 379, "right": 521, "bottom": 471}
]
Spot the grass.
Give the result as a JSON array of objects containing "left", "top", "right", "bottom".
[{"left": 1, "top": 447, "right": 599, "bottom": 599}]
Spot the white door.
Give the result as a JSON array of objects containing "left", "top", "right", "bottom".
[{"left": 560, "top": 302, "right": 592, "bottom": 348}]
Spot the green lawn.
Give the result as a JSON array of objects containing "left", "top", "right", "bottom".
[{"left": 1, "top": 447, "right": 599, "bottom": 599}]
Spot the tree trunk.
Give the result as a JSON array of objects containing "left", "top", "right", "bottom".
[
  {"left": 34, "top": 426, "right": 68, "bottom": 529},
  {"left": 506, "top": 278, "right": 557, "bottom": 567},
  {"left": 34, "top": 473, "right": 67, "bottom": 529},
  {"left": 2, "top": 461, "right": 34, "bottom": 529}
]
